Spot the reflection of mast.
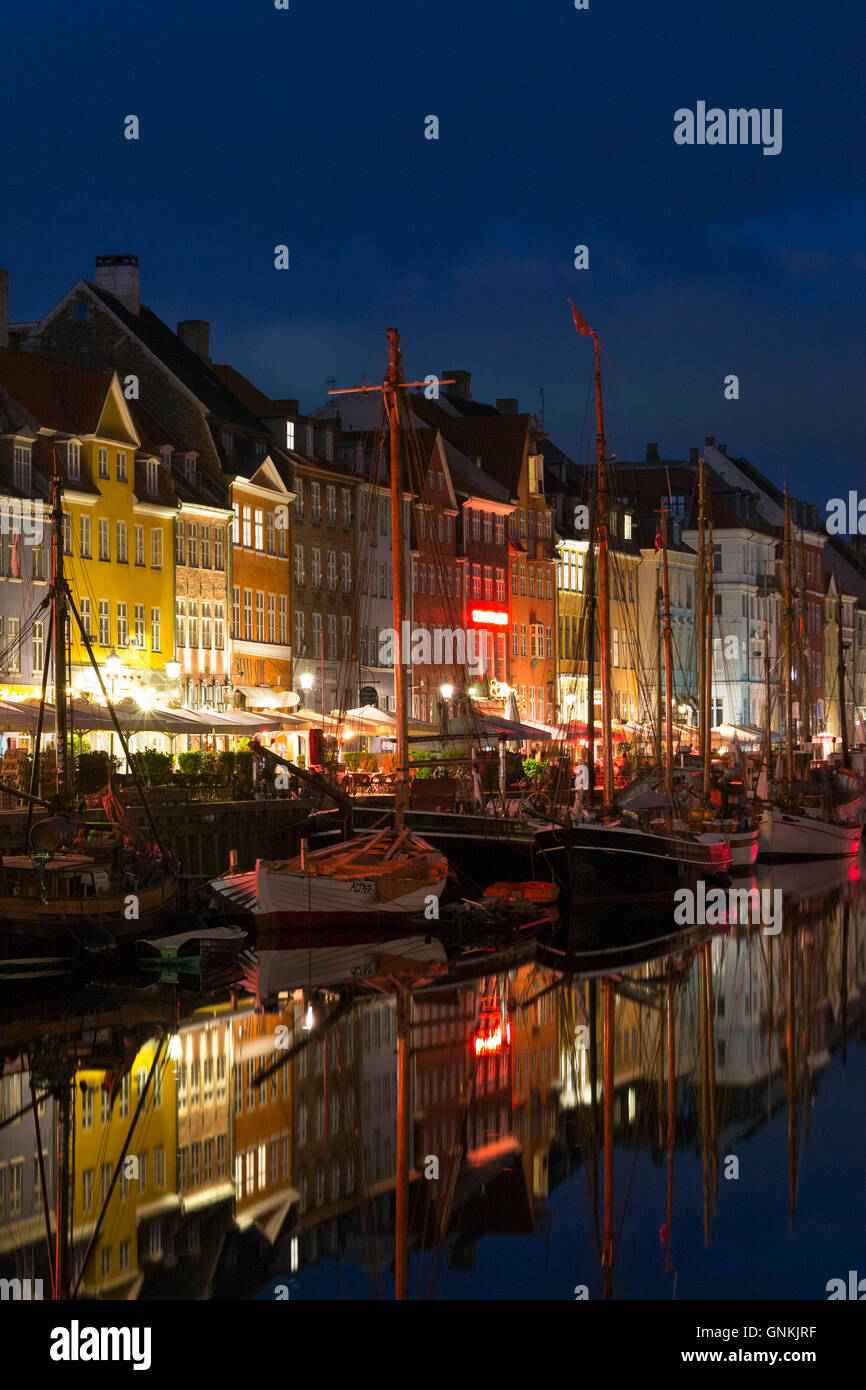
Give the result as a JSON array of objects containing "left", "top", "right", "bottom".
[
  {"left": 786, "top": 939, "right": 797, "bottom": 1229},
  {"left": 395, "top": 984, "right": 411, "bottom": 1299},
  {"left": 665, "top": 978, "right": 675, "bottom": 1277},
  {"left": 802, "top": 933, "right": 811, "bottom": 1144},
  {"left": 56, "top": 1078, "right": 72, "bottom": 1300},
  {"left": 703, "top": 944, "right": 718, "bottom": 1211},
  {"left": 841, "top": 900, "right": 850, "bottom": 1067},
  {"left": 602, "top": 980, "right": 614, "bottom": 1298},
  {"left": 589, "top": 978, "right": 599, "bottom": 1229},
  {"left": 698, "top": 949, "right": 711, "bottom": 1244},
  {"left": 783, "top": 489, "right": 795, "bottom": 789},
  {"left": 696, "top": 459, "right": 707, "bottom": 791},
  {"left": 659, "top": 502, "right": 674, "bottom": 807}
]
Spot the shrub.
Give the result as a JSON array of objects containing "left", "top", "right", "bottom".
[
  {"left": 129, "top": 749, "right": 173, "bottom": 784},
  {"left": 177, "top": 751, "right": 202, "bottom": 776},
  {"left": 76, "top": 750, "right": 112, "bottom": 794}
]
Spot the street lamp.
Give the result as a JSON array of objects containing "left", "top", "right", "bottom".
[
  {"left": 299, "top": 672, "right": 314, "bottom": 709},
  {"left": 104, "top": 648, "right": 122, "bottom": 764},
  {"left": 439, "top": 682, "right": 453, "bottom": 735}
]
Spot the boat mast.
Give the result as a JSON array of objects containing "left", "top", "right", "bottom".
[
  {"left": 695, "top": 459, "right": 706, "bottom": 790},
  {"left": 783, "top": 489, "right": 794, "bottom": 790},
  {"left": 49, "top": 467, "right": 71, "bottom": 808},
  {"left": 590, "top": 331, "right": 614, "bottom": 814},
  {"left": 659, "top": 500, "right": 674, "bottom": 805},
  {"left": 384, "top": 330, "right": 409, "bottom": 831},
  {"left": 837, "top": 587, "right": 850, "bottom": 767},
  {"left": 585, "top": 484, "right": 597, "bottom": 800},
  {"left": 798, "top": 532, "right": 811, "bottom": 745},
  {"left": 764, "top": 621, "right": 772, "bottom": 793},
  {"left": 704, "top": 512, "right": 715, "bottom": 804}
]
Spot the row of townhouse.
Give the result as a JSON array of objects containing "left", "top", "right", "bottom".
[{"left": 5, "top": 254, "right": 865, "bottom": 742}]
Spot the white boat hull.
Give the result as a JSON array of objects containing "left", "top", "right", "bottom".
[{"left": 758, "top": 805, "right": 862, "bottom": 859}]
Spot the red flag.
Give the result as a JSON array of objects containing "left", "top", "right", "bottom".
[
  {"left": 654, "top": 526, "right": 662, "bottom": 553},
  {"left": 10, "top": 533, "right": 20, "bottom": 578},
  {"left": 567, "top": 299, "right": 593, "bottom": 337}
]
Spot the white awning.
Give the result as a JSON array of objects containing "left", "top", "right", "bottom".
[{"left": 235, "top": 686, "right": 299, "bottom": 710}]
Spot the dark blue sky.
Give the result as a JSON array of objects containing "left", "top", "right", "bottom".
[{"left": 3, "top": 0, "right": 864, "bottom": 505}]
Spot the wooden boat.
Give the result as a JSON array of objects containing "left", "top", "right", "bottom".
[
  {"left": 758, "top": 803, "right": 861, "bottom": 859},
  {"left": 212, "top": 825, "right": 446, "bottom": 928}
]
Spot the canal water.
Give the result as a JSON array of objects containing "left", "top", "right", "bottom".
[{"left": 1, "top": 856, "right": 863, "bottom": 1302}]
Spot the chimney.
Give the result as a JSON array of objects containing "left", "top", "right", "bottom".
[
  {"left": 718, "top": 443, "right": 727, "bottom": 456},
  {"left": 705, "top": 435, "right": 715, "bottom": 448},
  {"left": 94, "top": 254, "right": 140, "bottom": 315},
  {"left": 0, "top": 270, "right": 8, "bottom": 349},
  {"left": 443, "top": 369, "right": 471, "bottom": 400},
  {"left": 646, "top": 442, "right": 659, "bottom": 461},
  {"left": 496, "top": 397, "right": 518, "bottom": 414},
  {"left": 177, "top": 320, "right": 211, "bottom": 361},
  {"left": 689, "top": 447, "right": 699, "bottom": 464}
]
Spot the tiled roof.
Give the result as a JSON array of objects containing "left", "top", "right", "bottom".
[
  {"left": 0, "top": 346, "right": 114, "bottom": 436},
  {"left": 411, "top": 395, "right": 531, "bottom": 495}
]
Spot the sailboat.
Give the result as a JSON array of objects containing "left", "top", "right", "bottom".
[
  {"left": 758, "top": 490, "right": 861, "bottom": 859},
  {"left": 210, "top": 330, "right": 448, "bottom": 928},
  {"left": 0, "top": 467, "right": 178, "bottom": 954},
  {"left": 536, "top": 305, "right": 732, "bottom": 904}
]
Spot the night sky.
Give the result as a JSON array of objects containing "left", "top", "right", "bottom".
[{"left": 2, "top": 0, "right": 864, "bottom": 507}]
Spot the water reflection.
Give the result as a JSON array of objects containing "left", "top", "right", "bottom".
[{"left": 1, "top": 856, "right": 863, "bottom": 1301}]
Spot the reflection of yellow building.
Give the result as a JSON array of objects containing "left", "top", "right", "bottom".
[
  {"left": 72, "top": 1037, "right": 176, "bottom": 1297},
  {"left": 511, "top": 966, "right": 561, "bottom": 1199},
  {"left": 59, "top": 376, "right": 176, "bottom": 695}
]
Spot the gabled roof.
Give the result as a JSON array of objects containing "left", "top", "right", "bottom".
[
  {"left": 83, "top": 283, "right": 267, "bottom": 434},
  {"left": 0, "top": 346, "right": 115, "bottom": 437},
  {"left": 411, "top": 396, "right": 531, "bottom": 496},
  {"left": 439, "top": 436, "right": 510, "bottom": 506}
]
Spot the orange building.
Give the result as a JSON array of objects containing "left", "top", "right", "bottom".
[{"left": 229, "top": 460, "right": 294, "bottom": 701}]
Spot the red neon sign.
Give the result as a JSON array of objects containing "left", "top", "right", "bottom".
[{"left": 471, "top": 609, "right": 508, "bottom": 626}]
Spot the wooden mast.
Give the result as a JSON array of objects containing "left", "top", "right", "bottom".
[
  {"left": 49, "top": 465, "right": 71, "bottom": 808},
  {"left": 384, "top": 329, "right": 409, "bottom": 830},
  {"left": 798, "top": 532, "right": 811, "bottom": 745},
  {"left": 783, "top": 489, "right": 794, "bottom": 791},
  {"left": 665, "top": 977, "right": 675, "bottom": 1276},
  {"left": 590, "top": 330, "right": 614, "bottom": 814},
  {"left": 837, "top": 587, "right": 850, "bottom": 767},
  {"left": 696, "top": 458, "right": 707, "bottom": 791},
  {"left": 659, "top": 500, "right": 674, "bottom": 806},
  {"left": 395, "top": 983, "right": 411, "bottom": 1299},
  {"left": 602, "top": 978, "right": 614, "bottom": 1297},
  {"left": 704, "top": 514, "right": 714, "bottom": 800}
]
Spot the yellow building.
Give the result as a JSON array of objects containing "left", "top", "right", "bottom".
[
  {"left": 56, "top": 377, "right": 176, "bottom": 697},
  {"left": 71, "top": 1035, "right": 176, "bottom": 1297}
]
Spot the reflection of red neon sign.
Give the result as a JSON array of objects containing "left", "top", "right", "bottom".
[
  {"left": 471, "top": 609, "right": 508, "bottom": 626},
  {"left": 474, "top": 1019, "right": 511, "bottom": 1056}
]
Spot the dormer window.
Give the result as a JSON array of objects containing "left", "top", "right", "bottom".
[
  {"left": 286, "top": 421, "right": 295, "bottom": 451},
  {"left": 221, "top": 431, "right": 232, "bottom": 455},
  {"left": 147, "top": 459, "right": 159, "bottom": 497},
  {"left": 325, "top": 431, "right": 333, "bottom": 462},
  {"left": 67, "top": 441, "right": 81, "bottom": 482},
  {"left": 306, "top": 425, "right": 314, "bottom": 457},
  {"left": 184, "top": 453, "right": 197, "bottom": 484},
  {"left": 13, "top": 444, "right": 31, "bottom": 494},
  {"left": 624, "top": 513, "right": 633, "bottom": 541}
]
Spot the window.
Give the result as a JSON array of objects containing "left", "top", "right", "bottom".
[
  {"left": 279, "top": 596, "right": 287, "bottom": 644},
  {"left": 294, "top": 544, "right": 304, "bottom": 585},
  {"left": 134, "top": 525, "right": 144, "bottom": 566},
  {"left": 328, "top": 614, "right": 337, "bottom": 659},
  {"left": 341, "top": 552, "right": 352, "bottom": 592},
  {"left": 202, "top": 600, "right": 212, "bottom": 649},
  {"left": 327, "top": 551, "right": 337, "bottom": 591},
  {"left": 150, "top": 607, "right": 160, "bottom": 652},
  {"left": 243, "top": 590, "right": 252, "bottom": 641},
  {"left": 311, "top": 547, "right": 321, "bottom": 587},
  {"left": 79, "top": 515, "right": 91, "bottom": 558},
  {"left": 188, "top": 523, "right": 198, "bottom": 567},
  {"left": 96, "top": 517, "right": 109, "bottom": 561},
  {"left": 176, "top": 600, "right": 186, "bottom": 649},
  {"left": 14, "top": 444, "right": 32, "bottom": 493},
  {"left": 98, "top": 600, "right": 110, "bottom": 646},
  {"left": 147, "top": 459, "right": 159, "bottom": 496},
  {"left": 200, "top": 524, "right": 211, "bottom": 568},
  {"left": 311, "top": 482, "right": 321, "bottom": 522},
  {"left": 326, "top": 486, "right": 336, "bottom": 523},
  {"left": 63, "top": 513, "right": 72, "bottom": 554},
  {"left": 134, "top": 604, "right": 145, "bottom": 649},
  {"left": 286, "top": 420, "right": 295, "bottom": 450},
  {"left": 254, "top": 509, "right": 263, "bottom": 550},
  {"left": 267, "top": 594, "right": 275, "bottom": 643},
  {"left": 255, "top": 591, "right": 264, "bottom": 642},
  {"left": 214, "top": 527, "right": 224, "bottom": 570},
  {"left": 98, "top": 447, "right": 109, "bottom": 479},
  {"left": 266, "top": 511, "right": 275, "bottom": 555},
  {"left": 341, "top": 488, "right": 351, "bottom": 525},
  {"left": 242, "top": 506, "right": 252, "bottom": 548},
  {"left": 80, "top": 596, "right": 92, "bottom": 637},
  {"left": 116, "top": 602, "right": 127, "bottom": 648},
  {"left": 232, "top": 587, "right": 241, "bottom": 638},
  {"left": 67, "top": 441, "right": 80, "bottom": 480},
  {"left": 116, "top": 451, "right": 127, "bottom": 482},
  {"left": 31, "top": 621, "right": 44, "bottom": 671},
  {"left": 188, "top": 600, "right": 198, "bottom": 648},
  {"left": 232, "top": 503, "right": 240, "bottom": 544},
  {"left": 115, "top": 520, "right": 128, "bottom": 563},
  {"left": 150, "top": 528, "right": 163, "bottom": 568},
  {"left": 215, "top": 601, "right": 225, "bottom": 651}
]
